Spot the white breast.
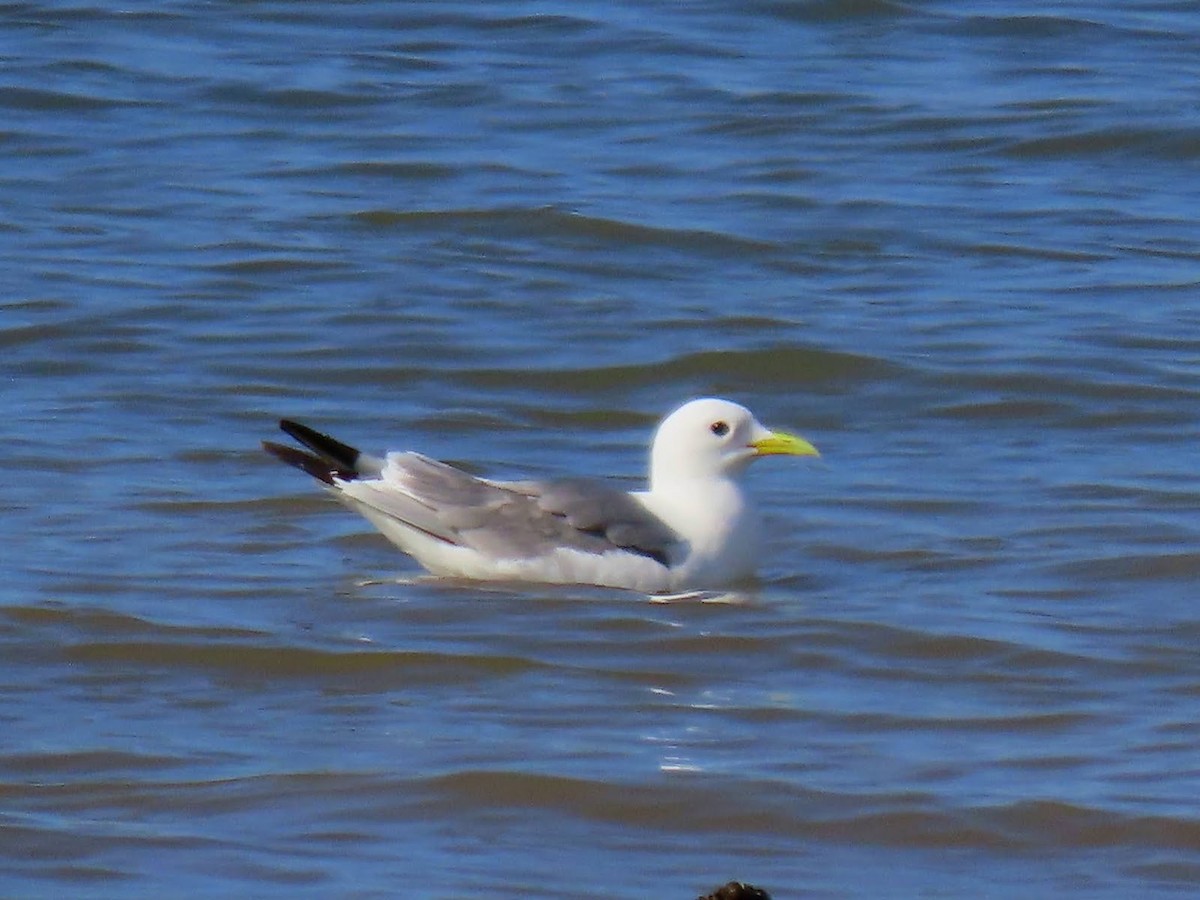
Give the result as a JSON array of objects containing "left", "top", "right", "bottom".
[{"left": 635, "top": 478, "right": 763, "bottom": 590}]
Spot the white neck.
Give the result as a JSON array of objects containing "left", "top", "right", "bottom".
[{"left": 637, "top": 475, "right": 762, "bottom": 587}]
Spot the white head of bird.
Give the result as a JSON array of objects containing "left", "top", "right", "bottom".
[{"left": 648, "top": 398, "right": 818, "bottom": 490}]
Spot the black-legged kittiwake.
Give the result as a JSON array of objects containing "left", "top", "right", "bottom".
[{"left": 263, "top": 398, "right": 818, "bottom": 593}]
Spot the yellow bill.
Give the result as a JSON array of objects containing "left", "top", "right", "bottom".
[{"left": 751, "top": 430, "right": 820, "bottom": 458}]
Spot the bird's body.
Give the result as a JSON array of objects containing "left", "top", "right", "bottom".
[{"left": 263, "top": 398, "right": 818, "bottom": 593}]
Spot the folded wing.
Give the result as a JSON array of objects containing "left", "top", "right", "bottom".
[
  {"left": 347, "top": 454, "right": 680, "bottom": 567},
  {"left": 264, "top": 420, "right": 681, "bottom": 568}
]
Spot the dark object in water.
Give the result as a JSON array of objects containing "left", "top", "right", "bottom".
[{"left": 697, "top": 882, "right": 772, "bottom": 900}]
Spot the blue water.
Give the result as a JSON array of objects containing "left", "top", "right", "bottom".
[{"left": 4, "top": 2, "right": 1200, "bottom": 897}]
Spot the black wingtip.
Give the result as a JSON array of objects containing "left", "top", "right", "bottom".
[
  {"left": 278, "top": 419, "right": 361, "bottom": 470},
  {"left": 262, "top": 440, "right": 355, "bottom": 486}
]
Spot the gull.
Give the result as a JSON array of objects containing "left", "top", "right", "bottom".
[{"left": 262, "top": 398, "right": 818, "bottom": 594}]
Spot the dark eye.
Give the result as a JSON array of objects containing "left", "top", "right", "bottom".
[{"left": 710, "top": 421, "right": 729, "bottom": 437}]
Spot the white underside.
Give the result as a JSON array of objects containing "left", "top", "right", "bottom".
[
  {"left": 340, "top": 477, "right": 763, "bottom": 594},
  {"left": 350, "top": 502, "right": 673, "bottom": 592}
]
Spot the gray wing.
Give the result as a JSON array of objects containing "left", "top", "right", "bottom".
[
  {"left": 342, "top": 453, "right": 681, "bottom": 567},
  {"left": 515, "top": 477, "right": 681, "bottom": 566}
]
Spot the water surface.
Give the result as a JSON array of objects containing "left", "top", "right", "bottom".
[{"left": 4, "top": 1, "right": 1200, "bottom": 897}]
